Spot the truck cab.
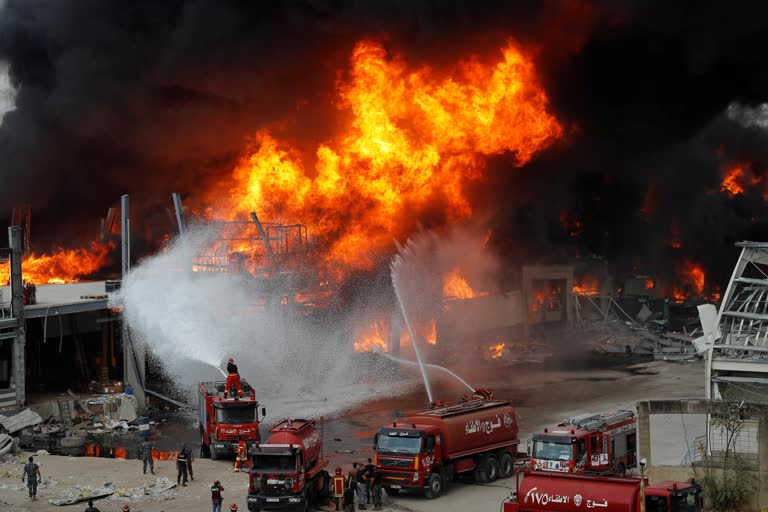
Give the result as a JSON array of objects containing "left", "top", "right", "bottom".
[
  {"left": 199, "top": 380, "right": 264, "bottom": 460},
  {"left": 374, "top": 425, "right": 441, "bottom": 494},
  {"left": 247, "top": 418, "right": 329, "bottom": 512},
  {"left": 531, "top": 410, "right": 636, "bottom": 475}
]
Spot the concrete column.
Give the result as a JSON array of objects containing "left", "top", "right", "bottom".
[
  {"left": 9, "top": 226, "right": 25, "bottom": 406},
  {"left": 123, "top": 326, "right": 146, "bottom": 409},
  {"left": 637, "top": 401, "right": 652, "bottom": 467}
]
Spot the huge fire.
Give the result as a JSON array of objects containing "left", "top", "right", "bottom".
[
  {"left": 572, "top": 276, "right": 599, "bottom": 295},
  {"left": 211, "top": 39, "right": 562, "bottom": 274},
  {"left": 353, "top": 319, "right": 388, "bottom": 352},
  {"left": 0, "top": 242, "right": 112, "bottom": 286},
  {"left": 443, "top": 267, "right": 486, "bottom": 299},
  {"left": 673, "top": 260, "right": 705, "bottom": 301}
]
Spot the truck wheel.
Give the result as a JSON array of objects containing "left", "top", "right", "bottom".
[
  {"left": 210, "top": 441, "right": 219, "bottom": 461},
  {"left": 384, "top": 486, "right": 400, "bottom": 496},
  {"left": 482, "top": 456, "right": 499, "bottom": 483},
  {"left": 303, "top": 488, "right": 311, "bottom": 512},
  {"left": 424, "top": 472, "right": 444, "bottom": 499},
  {"left": 499, "top": 452, "right": 515, "bottom": 479}
]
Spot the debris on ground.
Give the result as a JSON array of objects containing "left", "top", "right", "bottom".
[
  {"left": 0, "top": 409, "right": 43, "bottom": 434},
  {"left": 48, "top": 482, "right": 116, "bottom": 506},
  {"left": 107, "top": 477, "right": 177, "bottom": 502}
]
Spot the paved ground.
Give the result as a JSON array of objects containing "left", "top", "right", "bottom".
[{"left": 0, "top": 360, "right": 705, "bottom": 512}]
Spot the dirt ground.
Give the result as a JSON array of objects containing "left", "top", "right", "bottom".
[{"left": 0, "top": 360, "right": 705, "bottom": 512}]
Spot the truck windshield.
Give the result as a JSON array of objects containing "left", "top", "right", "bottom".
[
  {"left": 669, "top": 488, "right": 703, "bottom": 512},
  {"left": 533, "top": 440, "right": 572, "bottom": 461},
  {"left": 216, "top": 406, "right": 255, "bottom": 424},
  {"left": 376, "top": 435, "right": 422, "bottom": 455},
  {"left": 252, "top": 454, "right": 296, "bottom": 472}
]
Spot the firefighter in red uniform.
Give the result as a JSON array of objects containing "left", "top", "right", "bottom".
[
  {"left": 224, "top": 357, "right": 243, "bottom": 398},
  {"left": 233, "top": 438, "right": 248, "bottom": 472},
  {"left": 331, "top": 467, "right": 347, "bottom": 511}
]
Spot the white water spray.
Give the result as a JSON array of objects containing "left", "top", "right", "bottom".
[
  {"left": 373, "top": 347, "right": 475, "bottom": 393},
  {"left": 391, "top": 253, "right": 433, "bottom": 403}
]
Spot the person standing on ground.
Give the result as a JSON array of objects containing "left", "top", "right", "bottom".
[
  {"left": 83, "top": 499, "right": 101, "bottom": 512},
  {"left": 233, "top": 438, "right": 248, "bottom": 472},
  {"left": 370, "top": 467, "right": 383, "bottom": 511},
  {"left": 355, "top": 461, "right": 368, "bottom": 510},
  {"left": 347, "top": 462, "right": 358, "bottom": 494},
  {"left": 211, "top": 480, "right": 225, "bottom": 512},
  {"left": 364, "top": 458, "right": 375, "bottom": 504},
  {"left": 139, "top": 437, "right": 154, "bottom": 475},
  {"left": 343, "top": 484, "right": 355, "bottom": 512},
  {"left": 21, "top": 455, "right": 41, "bottom": 501},
  {"left": 185, "top": 444, "right": 195, "bottom": 481},
  {"left": 177, "top": 444, "right": 189, "bottom": 486}
]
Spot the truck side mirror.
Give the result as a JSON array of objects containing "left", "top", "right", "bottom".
[
  {"left": 373, "top": 433, "right": 380, "bottom": 449},
  {"left": 261, "top": 407, "right": 266, "bottom": 417}
]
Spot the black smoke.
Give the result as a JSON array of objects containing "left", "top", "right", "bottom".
[{"left": 2, "top": 0, "right": 768, "bottom": 292}]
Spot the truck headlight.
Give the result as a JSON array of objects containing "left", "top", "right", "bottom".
[{"left": 412, "top": 472, "right": 419, "bottom": 482}]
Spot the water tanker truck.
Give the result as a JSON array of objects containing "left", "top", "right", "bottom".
[
  {"left": 374, "top": 398, "right": 521, "bottom": 499},
  {"left": 247, "top": 418, "right": 330, "bottom": 512},
  {"left": 503, "top": 471, "right": 703, "bottom": 512}
]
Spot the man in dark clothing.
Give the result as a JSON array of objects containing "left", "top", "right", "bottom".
[
  {"left": 364, "top": 458, "right": 375, "bottom": 504},
  {"left": 211, "top": 480, "right": 225, "bottom": 512},
  {"left": 21, "top": 455, "right": 41, "bottom": 500},
  {"left": 186, "top": 445, "right": 195, "bottom": 481},
  {"left": 139, "top": 438, "right": 154, "bottom": 474},
  {"left": 347, "top": 462, "right": 358, "bottom": 493},
  {"left": 224, "top": 357, "right": 243, "bottom": 398},
  {"left": 83, "top": 499, "right": 101, "bottom": 512},
  {"left": 370, "top": 468, "right": 383, "bottom": 511},
  {"left": 177, "top": 444, "right": 189, "bottom": 486},
  {"left": 355, "top": 464, "right": 368, "bottom": 510},
  {"left": 343, "top": 485, "right": 355, "bottom": 512}
]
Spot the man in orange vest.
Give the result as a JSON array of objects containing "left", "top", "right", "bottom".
[
  {"left": 233, "top": 439, "right": 248, "bottom": 472},
  {"left": 331, "top": 467, "right": 347, "bottom": 511}
]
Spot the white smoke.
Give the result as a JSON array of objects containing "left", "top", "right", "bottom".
[
  {"left": 0, "top": 60, "right": 16, "bottom": 122},
  {"left": 111, "top": 225, "right": 418, "bottom": 419}
]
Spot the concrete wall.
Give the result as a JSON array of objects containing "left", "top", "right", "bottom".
[{"left": 637, "top": 399, "right": 768, "bottom": 508}]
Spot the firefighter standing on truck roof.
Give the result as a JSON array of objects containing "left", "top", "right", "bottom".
[
  {"left": 224, "top": 357, "right": 243, "bottom": 398},
  {"left": 233, "top": 438, "right": 248, "bottom": 472}
]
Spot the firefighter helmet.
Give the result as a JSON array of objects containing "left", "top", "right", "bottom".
[
  {"left": 335, "top": 466, "right": 342, "bottom": 475},
  {"left": 228, "top": 357, "right": 235, "bottom": 363},
  {"left": 122, "top": 506, "right": 130, "bottom": 512},
  {"left": 230, "top": 505, "right": 238, "bottom": 511}
]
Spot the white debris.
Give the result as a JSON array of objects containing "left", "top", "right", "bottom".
[{"left": 35, "top": 450, "right": 50, "bottom": 456}]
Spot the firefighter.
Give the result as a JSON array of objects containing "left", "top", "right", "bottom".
[
  {"left": 233, "top": 438, "right": 248, "bottom": 472},
  {"left": 186, "top": 444, "right": 195, "bottom": 481},
  {"left": 122, "top": 506, "right": 130, "bottom": 512},
  {"left": 177, "top": 444, "right": 189, "bottom": 486},
  {"left": 224, "top": 357, "right": 243, "bottom": 398},
  {"left": 230, "top": 504, "right": 239, "bottom": 511},
  {"left": 472, "top": 387, "right": 493, "bottom": 400},
  {"left": 331, "top": 467, "right": 346, "bottom": 511},
  {"left": 83, "top": 500, "right": 101, "bottom": 512}
]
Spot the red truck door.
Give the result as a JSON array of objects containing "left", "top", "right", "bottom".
[{"left": 587, "top": 433, "right": 611, "bottom": 470}]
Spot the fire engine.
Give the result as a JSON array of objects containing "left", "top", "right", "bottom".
[
  {"left": 530, "top": 410, "right": 636, "bottom": 475},
  {"left": 199, "top": 379, "right": 265, "bottom": 460}
]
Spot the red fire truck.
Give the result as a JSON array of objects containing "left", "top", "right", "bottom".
[
  {"left": 374, "top": 398, "right": 521, "bottom": 499},
  {"left": 503, "top": 471, "right": 703, "bottom": 512},
  {"left": 530, "top": 410, "right": 636, "bottom": 475},
  {"left": 199, "top": 380, "right": 265, "bottom": 460},
  {"left": 247, "top": 418, "right": 330, "bottom": 512}
]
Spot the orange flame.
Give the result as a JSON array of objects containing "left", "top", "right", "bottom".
[
  {"left": 211, "top": 39, "right": 561, "bottom": 274},
  {"left": 721, "top": 164, "right": 745, "bottom": 195},
  {"left": 354, "top": 319, "right": 388, "bottom": 352},
  {"left": 443, "top": 267, "right": 486, "bottom": 299},
  {"left": 572, "top": 276, "right": 599, "bottom": 295},
  {"left": 644, "top": 279, "right": 654, "bottom": 290},
  {"left": 673, "top": 260, "right": 705, "bottom": 301},
  {"left": 0, "top": 242, "right": 113, "bottom": 285},
  {"left": 531, "top": 286, "right": 561, "bottom": 312},
  {"left": 488, "top": 343, "right": 505, "bottom": 360}
]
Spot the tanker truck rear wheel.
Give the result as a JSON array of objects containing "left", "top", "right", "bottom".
[
  {"left": 499, "top": 452, "right": 514, "bottom": 479},
  {"left": 424, "top": 472, "right": 444, "bottom": 499},
  {"left": 384, "top": 486, "right": 400, "bottom": 496},
  {"left": 481, "top": 456, "right": 499, "bottom": 483}
]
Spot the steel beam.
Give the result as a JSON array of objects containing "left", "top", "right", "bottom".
[
  {"left": 172, "top": 192, "right": 186, "bottom": 236},
  {"left": 121, "top": 195, "right": 130, "bottom": 276}
]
